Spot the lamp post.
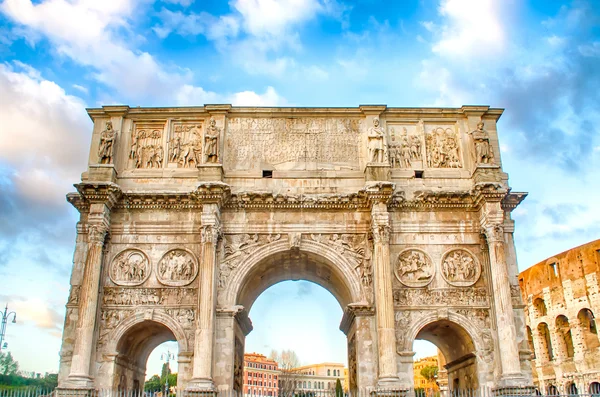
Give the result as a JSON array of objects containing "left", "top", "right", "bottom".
[
  {"left": 0, "top": 304, "right": 17, "bottom": 351},
  {"left": 161, "top": 350, "right": 175, "bottom": 396}
]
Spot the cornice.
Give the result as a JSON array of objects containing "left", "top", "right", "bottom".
[
  {"left": 193, "top": 182, "right": 231, "bottom": 206},
  {"left": 70, "top": 183, "right": 123, "bottom": 210},
  {"left": 502, "top": 191, "right": 528, "bottom": 212},
  {"left": 224, "top": 191, "right": 371, "bottom": 210},
  {"left": 118, "top": 193, "right": 201, "bottom": 210}
]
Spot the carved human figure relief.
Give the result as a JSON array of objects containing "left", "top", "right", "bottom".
[
  {"left": 441, "top": 249, "right": 481, "bottom": 286},
  {"left": 469, "top": 121, "right": 495, "bottom": 165},
  {"left": 388, "top": 125, "right": 423, "bottom": 169},
  {"left": 425, "top": 126, "right": 462, "bottom": 168},
  {"left": 166, "top": 308, "right": 195, "bottom": 328},
  {"left": 129, "top": 123, "right": 164, "bottom": 169},
  {"left": 394, "top": 249, "right": 434, "bottom": 287},
  {"left": 169, "top": 122, "right": 203, "bottom": 168},
  {"left": 109, "top": 249, "right": 151, "bottom": 286},
  {"left": 204, "top": 119, "right": 220, "bottom": 163},
  {"left": 157, "top": 249, "right": 199, "bottom": 286},
  {"left": 367, "top": 118, "right": 388, "bottom": 163},
  {"left": 98, "top": 121, "right": 116, "bottom": 164}
]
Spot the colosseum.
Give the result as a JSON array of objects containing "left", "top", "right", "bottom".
[{"left": 519, "top": 239, "right": 600, "bottom": 395}]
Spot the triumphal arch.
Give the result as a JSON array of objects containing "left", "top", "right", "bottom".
[{"left": 57, "top": 104, "right": 534, "bottom": 395}]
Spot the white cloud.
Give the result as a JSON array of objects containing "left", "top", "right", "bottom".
[
  {"left": 1, "top": 0, "right": 188, "bottom": 100},
  {"left": 72, "top": 83, "right": 88, "bottom": 94},
  {"left": 11, "top": 297, "right": 63, "bottom": 331},
  {"left": 176, "top": 84, "right": 286, "bottom": 106},
  {"left": 430, "top": 0, "right": 506, "bottom": 57}
]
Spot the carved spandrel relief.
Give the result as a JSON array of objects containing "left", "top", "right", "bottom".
[
  {"left": 224, "top": 117, "right": 362, "bottom": 170},
  {"left": 393, "top": 287, "right": 489, "bottom": 307},
  {"left": 109, "top": 249, "right": 150, "bottom": 286},
  {"left": 309, "top": 234, "right": 373, "bottom": 289},
  {"left": 441, "top": 249, "right": 481, "bottom": 287},
  {"left": 394, "top": 249, "right": 434, "bottom": 287},
  {"left": 425, "top": 125, "right": 462, "bottom": 168},
  {"left": 98, "top": 309, "right": 131, "bottom": 351},
  {"left": 157, "top": 249, "right": 198, "bottom": 286},
  {"left": 169, "top": 122, "right": 203, "bottom": 168},
  {"left": 165, "top": 308, "right": 195, "bottom": 328},
  {"left": 453, "top": 308, "right": 490, "bottom": 330},
  {"left": 98, "top": 121, "right": 117, "bottom": 164},
  {"left": 129, "top": 122, "right": 165, "bottom": 169},
  {"left": 67, "top": 285, "right": 80, "bottom": 305},
  {"left": 367, "top": 118, "right": 388, "bottom": 163},
  {"left": 388, "top": 124, "right": 424, "bottom": 169},
  {"left": 204, "top": 119, "right": 220, "bottom": 163},
  {"left": 218, "top": 234, "right": 282, "bottom": 289},
  {"left": 103, "top": 287, "right": 197, "bottom": 306},
  {"left": 469, "top": 121, "right": 495, "bottom": 165}
]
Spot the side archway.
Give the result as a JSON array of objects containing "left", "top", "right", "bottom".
[
  {"left": 406, "top": 312, "right": 488, "bottom": 390},
  {"left": 97, "top": 311, "right": 191, "bottom": 390}
]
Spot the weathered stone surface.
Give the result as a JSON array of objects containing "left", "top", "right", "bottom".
[
  {"left": 520, "top": 239, "right": 600, "bottom": 395},
  {"left": 57, "top": 104, "right": 531, "bottom": 393}
]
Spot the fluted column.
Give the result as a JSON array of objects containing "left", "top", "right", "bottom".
[
  {"left": 188, "top": 204, "right": 221, "bottom": 391},
  {"left": 67, "top": 222, "right": 108, "bottom": 387},
  {"left": 371, "top": 201, "right": 400, "bottom": 389},
  {"left": 483, "top": 222, "right": 524, "bottom": 383}
]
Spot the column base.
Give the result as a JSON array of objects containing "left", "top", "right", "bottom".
[
  {"left": 374, "top": 377, "right": 406, "bottom": 396},
  {"left": 55, "top": 386, "right": 95, "bottom": 397},
  {"left": 186, "top": 379, "right": 216, "bottom": 396},
  {"left": 59, "top": 374, "right": 95, "bottom": 390},
  {"left": 492, "top": 385, "right": 536, "bottom": 397}
]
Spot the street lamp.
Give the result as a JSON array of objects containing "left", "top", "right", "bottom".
[
  {"left": 161, "top": 350, "right": 175, "bottom": 396},
  {"left": 0, "top": 304, "right": 17, "bottom": 351}
]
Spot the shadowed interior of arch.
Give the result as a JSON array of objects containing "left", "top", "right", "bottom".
[
  {"left": 413, "top": 320, "right": 478, "bottom": 391},
  {"left": 116, "top": 320, "right": 178, "bottom": 389}
]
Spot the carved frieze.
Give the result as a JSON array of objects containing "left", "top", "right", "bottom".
[
  {"left": 224, "top": 117, "right": 362, "bottom": 170},
  {"left": 393, "top": 287, "right": 489, "bottom": 307},
  {"left": 169, "top": 122, "right": 203, "bottom": 168},
  {"left": 129, "top": 122, "right": 165, "bottom": 169},
  {"left": 425, "top": 125, "right": 462, "bottom": 168},
  {"left": 109, "top": 249, "right": 151, "bottom": 286},
  {"left": 441, "top": 249, "right": 481, "bottom": 287},
  {"left": 388, "top": 124, "right": 424, "bottom": 169},
  {"left": 157, "top": 249, "right": 198, "bottom": 286},
  {"left": 394, "top": 249, "right": 434, "bottom": 287},
  {"left": 165, "top": 308, "right": 195, "bottom": 328},
  {"left": 218, "top": 234, "right": 282, "bottom": 289},
  {"left": 103, "top": 287, "right": 197, "bottom": 306}
]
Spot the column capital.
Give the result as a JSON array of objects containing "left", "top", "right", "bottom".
[
  {"left": 200, "top": 223, "right": 222, "bottom": 244},
  {"left": 194, "top": 182, "right": 231, "bottom": 206},
  {"left": 363, "top": 181, "right": 395, "bottom": 206},
  {"left": 87, "top": 223, "right": 109, "bottom": 244},
  {"left": 372, "top": 224, "right": 391, "bottom": 244},
  {"left": 483, "top": 224, "right": 504, "bottom": 243}
]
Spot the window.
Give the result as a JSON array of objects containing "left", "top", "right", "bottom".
[
  {"left": 549, "top": 262, "right": 559, "bottom": 277},
  {"left": 327, "top": 369, "right": 331, "bottom": 376}
]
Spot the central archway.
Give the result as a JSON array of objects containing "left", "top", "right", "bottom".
[{"left": 215, "top": 238, "right": 373, "bottom": 393}]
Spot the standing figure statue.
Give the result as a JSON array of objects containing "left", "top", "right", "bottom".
[
  {"left": 98, "top": 121, "right": 116, "bottom": 164},
  {"left": 367, "top": 118, "right": 388, "bottom": 163},
  {"left": 204, "top": 119, "right": 220, "bottom": 163},
  {"left": 470, "top": 121, "right": 494, "bottom": 164}
]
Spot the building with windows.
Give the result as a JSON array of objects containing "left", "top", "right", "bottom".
[
  {"left": 519, "top": 239, "right": 600, "bottom": 395},
  {"left": 287, "top": 363, "right": 346, "bottom": 395},
  {"left": 413, "top": 355, "right": 439, "bottom": 391},
  {"left": 244, "top": 353, "right": 280, "bottom": 397}
]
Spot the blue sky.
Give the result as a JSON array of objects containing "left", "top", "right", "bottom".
[{"left": 0, "top": 0, "right": 599, "bottom": 377}]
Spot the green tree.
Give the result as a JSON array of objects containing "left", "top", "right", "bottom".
[
  {"left": 335, "top": 378, "right": 343, "bottom": 397},
  {"left": 420, "top": 366, "right": 438, "bottom": 383},
  {"left": 0, "top": 352, "right": 19, "bottom": 376},
  {"left": 144, "top": 375, "right": 162, "bottom": 392}
]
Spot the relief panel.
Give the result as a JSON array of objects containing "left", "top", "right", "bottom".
[
  {"left": 424, "top": 124, "right": 462, "bottom": 168},
  {"left": 224, "top": 117, "right": 362, "bottom": 170},
  {"left": 387, "top": 123, "right": 424, "bottom": 169},
  {"left": 109, "top": 249, "right": 151, "bottom": 286},
  {"left": 440, "top": 248, "right": 481, "bottom": 287},
  {"left": 129, "top": 121, "right": 166, "bottom": 169},
  {"left": 157, "top": 249, "right": 199, "bottom": 286},
  {"left": 168, "top": 121, "right": 204, "bottom": 168},
  {"left": 394, "top": 248, "right": 434, "bottom": 287}
]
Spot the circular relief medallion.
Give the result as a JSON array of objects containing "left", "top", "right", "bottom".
[
  {"left": 157, "top": 249, "right": 198, "bottom": 286},
  {"left": 394, "top": 249, "right": 434, "bottom": 287},
  {"left": 109, "top": 249, "right": 151, "bottom": 286},
  {"left": 441, "top": 249, "right": 481, "bottom": 287}
]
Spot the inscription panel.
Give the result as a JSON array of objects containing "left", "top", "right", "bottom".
[{"left": 224, "top": 117, "right": 363, "bottom": 170}]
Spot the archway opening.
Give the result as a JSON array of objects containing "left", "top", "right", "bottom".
[
  {"left": 537, "top": 322, "right": 554, "bottom": 361},
  {"left": 233, "top": 246, "right": 360, "bottom": 396},
  {"left": 413, "top": 320, "right": 478, "bottom": 391},
  {"left": 114, "top": 320, "right": 178, "bottom": 392},
  {"left": 555, "top": 315, "right": 574, "bottom": 359},
  {"left": 533, "top": 298, "right": 547, "bottom": 317},
  {"left": 577, "top": 308, "right": 599, "bottom": 350},
  {"left": 145, "top": 341, "right": 179, "bottom": 393}
]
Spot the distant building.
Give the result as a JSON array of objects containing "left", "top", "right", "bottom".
[
  {"left": 519, "top": 239, "right": 600, "bottom": 395},
  {"left": 244, "top": 352, "right": 280, "bottom": 397},
  {"left": 413, "top": 355, "right": 439, "bottom": 391},
  {"left": 288, "top": 363, "right": 347, "bottom": 394}
]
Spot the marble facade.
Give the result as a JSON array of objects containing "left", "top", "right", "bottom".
[{"left": 56, "top": 105, "right": 532, "bottom": 395}]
